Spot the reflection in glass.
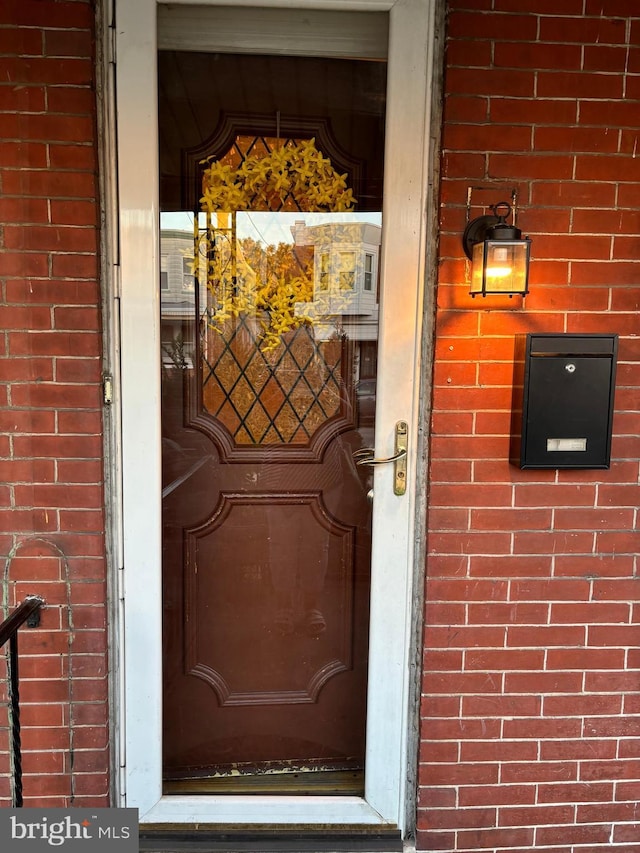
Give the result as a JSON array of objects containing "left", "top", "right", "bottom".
[{"left": 161, "top": 210, "right": 381, "bottom": 450}]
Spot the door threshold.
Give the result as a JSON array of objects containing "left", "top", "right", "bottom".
[
  {"left": 164, "top": 769, "right": 364, "bottom": 796},
  {"left": 139, "top": 827, "right": 403, "bottom": 852}
]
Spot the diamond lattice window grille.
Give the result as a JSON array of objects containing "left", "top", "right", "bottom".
[{"left": 199, "top": 134, "right": 348, "bottom": 447}]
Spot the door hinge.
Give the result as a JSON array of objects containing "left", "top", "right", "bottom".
[
  {"left": 103, "top": 373, "right": 114, "bottom": 405},
  {"left": 107, "top": 23, "right": 116, "bottom": 66}
]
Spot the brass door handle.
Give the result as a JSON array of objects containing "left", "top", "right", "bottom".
[
  {"left": 353, "top": 421, "right": 408, "bottom": 496},
  {"left": 354, "top": 448, "right": 406, "bottom": 466}
]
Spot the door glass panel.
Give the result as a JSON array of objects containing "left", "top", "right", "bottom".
[{"left": 159, "top": 49, "right": 385, "bottom": 794}]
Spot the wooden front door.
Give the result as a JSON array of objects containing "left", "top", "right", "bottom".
[{"left": 158, "top": 49, "right": 386, "bottom": 791}]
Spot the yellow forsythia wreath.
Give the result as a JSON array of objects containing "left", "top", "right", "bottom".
[{"left": 198, "top": 139, "right": 356, "bottom": 350}]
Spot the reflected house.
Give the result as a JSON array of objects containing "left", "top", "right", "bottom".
[
  {"left": 159, "top": 227, "right": 203, "bottom": 370},
  {"left": 290, "top": 219, "right": 380, "bottom": 344},
  {"left": 291, "top": 218, "right": 381, "bottom": 431}
]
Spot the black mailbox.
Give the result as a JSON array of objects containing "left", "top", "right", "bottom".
[{"left": 511, "top": 333, "right": 618, "bottom": 469}]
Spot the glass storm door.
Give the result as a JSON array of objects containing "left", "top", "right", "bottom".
[
  {"left": 116, "top": 0, "right": 434, "bottom": 828},
  {"left": 159, "top": 46, "right": 385, "bottom": 794}
]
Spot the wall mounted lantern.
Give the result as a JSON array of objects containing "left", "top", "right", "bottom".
[{"left": 463, "top": 201, "right": 531, "bottom": 297}]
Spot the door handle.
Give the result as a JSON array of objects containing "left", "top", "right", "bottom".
[{"left": 353, "top": 421, "right": 408, "bottom": 496}]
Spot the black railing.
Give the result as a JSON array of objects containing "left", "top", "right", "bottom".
[{"left": 0, "top": 595, "right": 45, "bottom": 807}]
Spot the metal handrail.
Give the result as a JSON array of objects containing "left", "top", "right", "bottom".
[{"left": 0, "top": 596, "right": 46, "bottom": 807}]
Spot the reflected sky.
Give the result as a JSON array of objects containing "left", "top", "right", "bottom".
[{"left": 161, "top": 210, "right": 382, "bottom": 246}]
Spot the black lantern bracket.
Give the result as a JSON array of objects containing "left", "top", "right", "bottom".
[{"left": 463, "top": 201, "right": 519, "bottom": 260}]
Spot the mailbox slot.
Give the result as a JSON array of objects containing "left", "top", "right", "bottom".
[{"left": 511, "top": 334, "right": 618, "bottom": 469}]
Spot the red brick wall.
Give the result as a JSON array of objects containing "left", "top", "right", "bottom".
[
  {"left": 0, "top": 0, "right": 108, "bottom": 806},
  {"left": 419, "top": 1, "right": 640, "bottom": 850},
  {"left": 1, "top": 0, "right": 638, "bottom": 838}
]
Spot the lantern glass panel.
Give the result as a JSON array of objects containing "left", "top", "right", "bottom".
[
  {"left": 484, "top": 240, "right": 529, "bottom": 295},
  {"left": 469, "top": 240, "right": 485, "bottom": 295}
]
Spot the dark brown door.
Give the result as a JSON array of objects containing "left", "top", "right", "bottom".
[{"left": 159, "top": 50, "right": 385, "bottom": 791}]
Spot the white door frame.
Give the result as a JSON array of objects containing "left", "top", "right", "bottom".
[{"left": 113, "top": 0, "right": 436, "bottom": 830}]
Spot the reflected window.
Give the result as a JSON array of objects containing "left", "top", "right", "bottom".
[
  {"left": 338, "top": 251, "right": 356, "bottom": 290},
  {"left": 319, "top": 252, "right": 330, "bottom": 291},
  {"left": 364, "top": 253, "right": 374, "bottom": 292},
  {"left": 182, "top": 256, "right": 194, "bottom": 291}
]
